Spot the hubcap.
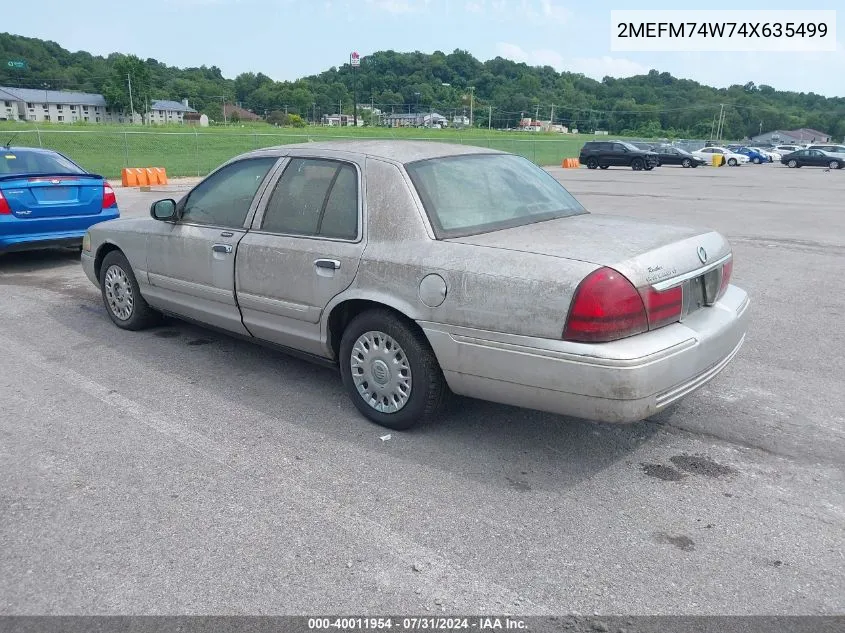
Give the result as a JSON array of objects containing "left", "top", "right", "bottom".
[
  {"left": 104, "top": 264, "right": 134, "bottom": 320},
  {"left": 350, "top": 331, "right": 412, "bottom": 414}
]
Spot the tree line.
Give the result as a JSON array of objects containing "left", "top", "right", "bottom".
[{"left": 1, "top": 32, "right": 843, "bottom": 139}]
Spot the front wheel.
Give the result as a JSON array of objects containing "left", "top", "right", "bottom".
[
  {"left": 339, "top": 309, "right": 448, "bottom": 430},
  {"left": 631, "top": 158, "right": 644, "bottom": 171},
  {"left": 752, "top": 157, "right": 761, "bottom": 164},
  {"left": 99, "top": 250, "right": 160, "bottom": 330},
  {"left": 728, "top": 158, "right": 738, "bottom": 166},
  {"left": 681, "top": 158, "right": 691, "bottom": 168},
  {"left": 829, "top": 160, "right": 841, "bottom": 170},
  {"left": 599, "top": 165, "right": 609, "bottom": 170}
]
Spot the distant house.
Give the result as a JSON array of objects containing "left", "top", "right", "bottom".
[
  {"left": 146, "top": 99, "right": 197, "bottom": 125},
  {"left": 751, "top": 128, "right": 832, "bottom": 145},
  {"left": 0, "top": 85, "right": 111, "bottom": 123},
  {"left": 453, "top": 115, "right": 470, "bottom": 127},
  {"left": 322, "top": 113, "right": 362, "bottom": 127},
  {"left": 223, "top": 103, "right": 263, "bottom": 122},
  {"left": 385, "top": 112, "right": 447, "bottom": 128}
]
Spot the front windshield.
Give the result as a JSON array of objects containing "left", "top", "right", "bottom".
[{"left": 406, "top": 153, "right": 588, "bottom": 238}]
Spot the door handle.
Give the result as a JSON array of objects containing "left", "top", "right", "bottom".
[
  {"left": 314, "top": 258, "right": 341, "bottom": 270},
  {"left": 212, "top": 243, "right": 233, "bottom": 254},
  {"left": 220, "top": 231, "right": 234, "bottom": 237}
]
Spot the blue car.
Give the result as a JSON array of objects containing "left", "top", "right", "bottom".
[
  {"left": 734, "top": 147, "right": 769, "bottom": 164},
  {"left": 0, "top": 146, "right": 118, "bottom": 254}
]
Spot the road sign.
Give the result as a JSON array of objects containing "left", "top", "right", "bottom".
[
  {"left": 350, "top": 51, "right": 360, "bottom": 67},
  {"left": 6, "top": 60, "right": 27, "bottom": 70}
]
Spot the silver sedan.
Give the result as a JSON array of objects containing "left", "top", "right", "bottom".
[{"left": 81, "top": 141, "right": 750, "bottom": 430}]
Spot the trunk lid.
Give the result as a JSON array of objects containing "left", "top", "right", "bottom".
[
  {"left": 445, "top": 213, "right": 731, "bottom": 288},
  {"left": 0, "top": 174, "right": 106, "bottom": 219}
]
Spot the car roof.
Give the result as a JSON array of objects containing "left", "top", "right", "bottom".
[{"left": 235, "top": 140, "right": 506, "bottom": 165}]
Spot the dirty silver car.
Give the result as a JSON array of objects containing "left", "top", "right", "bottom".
[{"left": 81, "top": 141, "right": 750, "bottom": 430}]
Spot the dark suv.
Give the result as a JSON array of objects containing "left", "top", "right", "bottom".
[{"left": 579, "top": 141, "right": 659, "bottom": 171}]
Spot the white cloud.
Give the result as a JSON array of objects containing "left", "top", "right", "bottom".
[
  {"left": 495, "top": 42, "right": 648, "bottom": 79},
  {"left": 365, "top": 0, "right": 417, "bottom": 13},
  {"left": 539, "top": 0, "right": 570, "bottom": 24}
]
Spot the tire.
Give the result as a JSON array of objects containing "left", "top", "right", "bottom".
[
  {"left": 631, "top": 158, "right": 644, "bottom": 171},
  {"left": 599, "top": 165, "right": 609, "bottom": 170},
  {"left": 728, "top": 158, "right": 738, "bottom": 166},
  {"left": 339, "top": 309, "right": 448, "bottom": 430},
  {"left": 586, "top": 157, "right": 598, "bottom": 170},
  {"left": 829, "top": 160, "right": 841, "bottom": 170},
  {"left": 99, "top": 250, "right": 160, "bottom": 330},
  {"left": 682, "top": 158, "right": 691, "bottom": 168},
  {"left": 644, "top": 165, "right": 654, "bottom": 171},
  {"left": 752, "top": 157, "right": 761, "bottom": 164},
  {"left": 787, "top": 159, "right": 798, "bottom": 168}
]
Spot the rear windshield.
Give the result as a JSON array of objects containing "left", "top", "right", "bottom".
[
  {"left": 0, "top": 150, "right": 85, "bottom": 176},
  {"left": 406, "top": 153, "right": 587, "bottom": 238}
]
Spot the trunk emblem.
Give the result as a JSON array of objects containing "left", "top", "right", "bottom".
[{"left": 697, "top": 246, "right": 708, "bottom": 264}]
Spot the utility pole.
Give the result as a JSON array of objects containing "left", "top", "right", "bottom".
[
  {"left": 535, "top": 103, "right": 540, "bottom": 123},
  {"left": 126, "top": 73, "right": 134, "bottom": 124},
  {"left": 488, "top": 105, "right": 492, "bottom": 130},
  {"left": 715, "top": 103, "right": 725, "bottom": 141},
  {"left": 220, "top": 96, "right": 227, "bottom": 125},
  {"left": 469, "top": 86, "right": 474, "bottom": 128},
  {"left": 550, "top": 104, "right": 554, "bottom": 125}
]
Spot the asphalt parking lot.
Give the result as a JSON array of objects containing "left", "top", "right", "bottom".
[{"left": 1, "top": 162, "right": 843, "bottom": 615}]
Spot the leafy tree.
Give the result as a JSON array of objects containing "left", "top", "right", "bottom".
[{"left": 103, "top": 54, "right": 151, "bottom": 114}]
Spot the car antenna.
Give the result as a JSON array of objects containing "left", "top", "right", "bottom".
[{"left": 2, "top": 134, "right": 16, "bottom": 149}]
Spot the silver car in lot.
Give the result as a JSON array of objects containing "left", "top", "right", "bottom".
[{"left": 81, "top": 141, "right": 750, "bottom": 430}]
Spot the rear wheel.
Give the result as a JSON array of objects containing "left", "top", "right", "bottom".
[
  {"left": 599, "top": 165, "right": 609, "bottom": 170},
  {"left": 339, "top": 309, "right": 448, "bottom": 430},
  {"left": 787, "top": 159, "right": 798, "bottom": 168},
  {"left": 99, "top": 250, "right": 160, "bottom": 330},
  {"left": 631, "top": 158, "right": 644, "bottom": 171},
  {"left": 586, "top": 157, "right": 598, "bottom": 170}
]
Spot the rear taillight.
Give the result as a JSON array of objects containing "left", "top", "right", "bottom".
[
  {"left": 563, "top": 267, "right": 686, "bottom": 343},
  {"left": 0, "top": 190, "right": 10, "bottom": 215},
  {"left": 639, "top": 285, "right": 683, "bottom": 329},
  {"left": 718, "top": 258, "right": 733, "bottom": 299},
  {"left": 102, "top": 182, "right": 116, "bottom": 209},
  {"left": 563, "top": 267, "right": 648, "bottom": 343}
]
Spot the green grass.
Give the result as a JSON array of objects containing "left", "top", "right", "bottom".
[{"left": 0, "top": 122, "right": 590, "bottom": 178}]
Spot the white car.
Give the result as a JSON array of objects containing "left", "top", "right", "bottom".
[
  {"left": 693, "top": 147, "right": 749, "bottom": 166},
  {"left": 773, "top": 144, "right": 804, "bottom": 155}
]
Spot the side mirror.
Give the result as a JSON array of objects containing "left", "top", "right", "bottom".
[{"left": 150, "top": 198, "right": 177, "bottom": 221}]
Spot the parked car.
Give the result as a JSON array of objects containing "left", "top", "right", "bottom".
[
  {"left": 732, "top": 147, "right": 769, "bottom": 164},
  {"left": 1, "top": 146, "right": 118, "bottom": 254},
  {"left": 650, "top": 145, "right": 707, "bottom": 168},
  {"left": 579, "top": 141, "right": 659, "bottom": 171},
  {"left": 773, "top": 144, "right": 804, "bottom": 155},
  {"left": 81, "top": 141, "right": 748, "bottom": 430},
  {"left": 781, "top": 148, "right": 843, "bottom": 169},
  {"left": 747, "top": 147, "right": 780, "bottom": 162},
  {"left": 692, "top": 146, "right": 749, "bottom": 166},
  {"left": 807, "top": 144, "right": 845, "bottom": 157}
]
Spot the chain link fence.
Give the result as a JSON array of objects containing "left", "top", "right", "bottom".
[
  {"left": 7, "top": 128, "right": 599, "bottom": 179},
  {"left": 7, "top": 128, "right": 723, "bottom": 179}
]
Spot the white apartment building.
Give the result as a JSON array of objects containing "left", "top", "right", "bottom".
[
  {"left": 145, "top": 99, "right": 197, "bottom": 124},
  {"left": 0, "top": 86, "right": 112, "bottom": 123}
]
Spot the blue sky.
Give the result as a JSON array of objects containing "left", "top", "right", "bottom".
[{"left": 4, "top": 0, "right": 843, "bottom": 96}]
